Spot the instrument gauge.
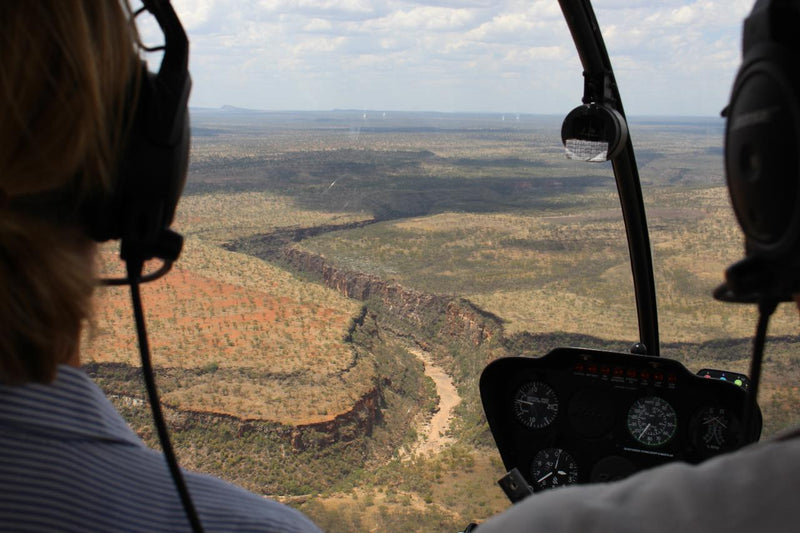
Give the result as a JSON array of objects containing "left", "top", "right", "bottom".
[
  {"left": 627, "top": 396, "right": 677, "bottom": 447},
  {"left": 690, "top": 406, "right": 741, "bottom": 455},
  {"left": 513, "top": 381, "right": 559, "bottom": 429},
  {"left": 530, "top": 448, "right": 579, "bottom": 491}
]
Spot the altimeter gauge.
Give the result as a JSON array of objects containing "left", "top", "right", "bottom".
[
  {"left": 530, "top": 448, "right": 579, "bottom": 491},
  {"left": 627, "top": 396, "right": 678, "bottom": 447},
  {"left": 513, "top": 381, "right": 559, "bottom": 429}
]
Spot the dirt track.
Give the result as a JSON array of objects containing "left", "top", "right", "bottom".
[{"left": 406, "top": 347, "right": 460, "bottom": 457}]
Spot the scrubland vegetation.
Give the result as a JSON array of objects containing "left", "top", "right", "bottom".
[
  {"left": 86, "top": 229, "right": 369, "bottom": 423},
  {"left": 86, "top": 110, "right": 800, "bottom": 531}
]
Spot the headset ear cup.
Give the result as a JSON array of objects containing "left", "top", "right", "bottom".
[
  {"left": 83, "top": 59, "right": 190, "bottom": 261},
  {"left": 717, "top": 0, "right": 800, "bottom": 302},
  {"left": 725, "top": 44, "right": 800, "bottom": 258},
  {"left": 79, "top": 64, "right": 147, "bottom": 244},
  {"left": 120, "top": 67, "right": 189, "bottom": 246}
]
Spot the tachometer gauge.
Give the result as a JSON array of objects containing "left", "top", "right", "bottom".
[
  {"left": 689, "top": 406, "right": 740, "bottom": 455},
  {"left": 627, "top": 396, "right": 677, "bottom": 447},
  {"left": 513, "top": 381, "right": 559, "bottom": 429},
  {"left": 530, "top": 448, "right": 579, "bottom": 491}
]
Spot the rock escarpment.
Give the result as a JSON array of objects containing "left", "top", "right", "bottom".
[
  {"left": 214, "top": 227, "right": 506, "bottom": 449},
  {"left": 281, "top": 246, "right": 502, "bottom": 347}
]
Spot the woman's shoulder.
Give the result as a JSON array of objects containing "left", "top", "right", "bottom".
[{"left": 182, "top": 469, "right": 323, "bottom": 533}]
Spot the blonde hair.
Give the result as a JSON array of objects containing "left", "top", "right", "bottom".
[{"left": 0, "top": 1, "right": 140, "bottom": 383}]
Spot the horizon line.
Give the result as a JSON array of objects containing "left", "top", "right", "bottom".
[{"left": 189, "top": 105, "right": 724, "bottom": 120}]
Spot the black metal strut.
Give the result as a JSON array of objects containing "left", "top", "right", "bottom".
[{"left": 558, "top": 0, "right": 660, "bottom": 356}]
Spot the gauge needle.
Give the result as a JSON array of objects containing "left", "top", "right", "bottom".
[
  {"left": 551, "top": 451, "right": 565, "bottom": 478},
  {"left": 516, "top": 400, "right": 534, "bottom": 405},
  {"left": 638, "top": 423, "right": 651, "bottom": 439},
  {"left": 537, "top": 472, "right": 554, "bottom": 483}
]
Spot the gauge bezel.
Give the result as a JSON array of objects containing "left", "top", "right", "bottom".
[
  {"left": 626, "top": 395, "right": 678, "bottom": 447},
  {"left": 689, "top": 405, "right": 741, "bottom": 456},
  {"left": 512, "top": 380, "right": 560, "bottom": 430},
  {"left": 530, "top": 447, "right": 579, "bottom": 491}
]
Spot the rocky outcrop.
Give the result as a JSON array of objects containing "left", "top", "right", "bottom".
[
  {"left": 444, "top": 299, "right": 501, "bottom": 346},
  {"left": 135, "top": 384, "right": 384, "bottom": 452},
  {"left": 285, "top": 384, "right": 384, "bottom": 451},
  {"left": 281, "top": 246, "right": 503, "bottom": 347}
]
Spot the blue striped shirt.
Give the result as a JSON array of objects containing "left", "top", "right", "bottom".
[{"left": 0, "top": 365, "right": 322, "bottom": 533}]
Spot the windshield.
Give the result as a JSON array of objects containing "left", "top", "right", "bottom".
[{"left": 86, "top": 1, "right": 800, "bottom": 531}]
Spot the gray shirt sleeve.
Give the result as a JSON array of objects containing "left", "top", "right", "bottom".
[{"left": 476, "top": 434, "right": 800, "bottom": 533}]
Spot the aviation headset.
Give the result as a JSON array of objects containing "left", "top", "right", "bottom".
[
  {"left": 85, "top": 0, "right": 191, "bottom": 269},
  {"left": 719, "top": 0, "right": 800, "bottom": 303},
  {"left": 86, "top": 2, "right": 203, "bottom": 531}
]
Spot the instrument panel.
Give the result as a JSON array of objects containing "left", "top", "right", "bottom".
[{"left": 480, "top": 347, "right": 761, "bottom": 493}]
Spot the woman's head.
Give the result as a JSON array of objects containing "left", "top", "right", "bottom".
[{"left": 0, "top": 1, "right": 140, "bottom": 383}]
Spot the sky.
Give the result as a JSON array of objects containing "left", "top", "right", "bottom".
[{"left": 138, "top": 0, "right": 755, "bottom": 116}]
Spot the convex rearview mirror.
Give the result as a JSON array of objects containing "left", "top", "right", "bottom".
[{"left": 561, "top": 103, "right": 628, "bottom": 162}]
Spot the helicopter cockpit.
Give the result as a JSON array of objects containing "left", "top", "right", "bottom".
[
  {"left": 12, "top": 1, "right": 796, "bottom": 532},
  {"left": 477, "top": 0, "right": 786, "bottom": 506}
]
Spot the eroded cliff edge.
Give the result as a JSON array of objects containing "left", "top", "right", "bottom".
[{"left": 218, "top": 225, "right": 507, "bottom": 449}]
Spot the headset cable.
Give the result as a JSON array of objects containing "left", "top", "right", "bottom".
[{"left": 126, "top": 256, "right": 205, "bottom": 533}]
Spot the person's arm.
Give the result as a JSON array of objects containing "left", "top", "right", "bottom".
[{"left": 476, "top": 436, "right": 800, "bottom": 533}]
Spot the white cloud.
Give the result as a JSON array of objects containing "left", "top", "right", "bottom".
[
  {"left": 258, "top": 0, "right": 376, "bottom": 14},
  {"left": 291, "top": 35, "right": 347, "bottom": 54},
  {"left": 303, "top": 18, "right": 334, "bottom": 31},
  {"left": 373, "top": 6, "right": 476, "bottom": 31},
  {"left": 169, "top": 0, "right": 215, "bottom": 29}
]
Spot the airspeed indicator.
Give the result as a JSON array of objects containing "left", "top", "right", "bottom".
[
  {"left": 627, "top": 396, "right": 677, "bottom": 447},
  {"left": 513, "top": 381, "right": 559, "bottom": 429}
]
